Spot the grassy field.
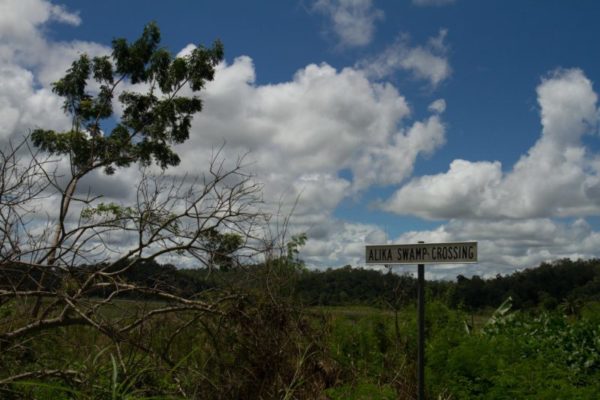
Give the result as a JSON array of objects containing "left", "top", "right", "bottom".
[{"left": 2, "top": 297, "right": 600, "bottom": 399}]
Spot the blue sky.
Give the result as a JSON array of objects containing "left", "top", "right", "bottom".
[{"left": 3, "top": 0, "right": 600, "bottom": 278}]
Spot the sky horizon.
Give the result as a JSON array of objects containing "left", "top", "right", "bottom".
[{"left": 2, "top": 0, "right": 600, "bottom": 279}]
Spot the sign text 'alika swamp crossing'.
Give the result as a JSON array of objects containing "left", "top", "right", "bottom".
[{"left": 365, "top": 242, "right": 478, "bottom": 265}]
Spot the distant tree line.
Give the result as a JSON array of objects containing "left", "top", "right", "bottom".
[
  {"left": 448, "top": 258, "right": 600, "bottom": 310},
  {"left": 7, "top": 256, "right": 597, "bottom": 310},
  {"left": 184, "top": 258, "right": 600, "bottom": 310},
  {"left": 27, "top": 257, "right": 595, "bottom": 311},
  {"left": 296, "top": 258, "right": 600, "bottom": 311}
]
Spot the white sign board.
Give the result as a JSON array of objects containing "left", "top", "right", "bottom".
[{"left": 365, "top": 241, "right": 478, "bottom": 265}]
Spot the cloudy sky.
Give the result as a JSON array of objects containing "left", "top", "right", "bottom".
[{"left": 2, "top": 0, "right": 600, "bottom": 278}]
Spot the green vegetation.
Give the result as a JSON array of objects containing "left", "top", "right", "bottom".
[
  {"left": 3, "top": 256, "right": 600, "bottom": 398},
  {"left": 429, "top": 309, "right": 600, "bottom": 399}
]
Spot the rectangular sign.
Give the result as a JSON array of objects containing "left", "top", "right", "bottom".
[{"left": 365, "top": 241, "right": 478, "bottom": 265}]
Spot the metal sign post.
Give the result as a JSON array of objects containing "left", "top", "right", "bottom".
[
  {"left": 417, "top": 242, "right": 425, "bottom": 400},
  {"left": 417, "top": 256, "right": 425, "bottom": 400},
  {"left": 365, "top": 241, "right": 478, "bottom": 400}
]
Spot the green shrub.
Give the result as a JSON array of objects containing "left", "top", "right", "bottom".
[{"left": 428, "top": 308, "right": 600, "bottom": 399}]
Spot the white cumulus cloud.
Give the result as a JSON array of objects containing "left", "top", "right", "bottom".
[
  {"left": 0, "top": 0, "right": 108, "bottom": 142},
  {"left": 359, "top": 29, "right": 452, "bottom": 87},
  {"left": 382, "top": 68, "right": 600, "bottom": 220},
  {"left": 175, "top": 56, "right": 445, "bottom": 197},
  {"left": 0, "top": 0, "right": 79, "bottom": 43},
  {"left": 428, "top": 98, "right": 446, "bottom": 114},
  {"left": 313, "top": 0, "right": 384, "bottom": 48}
]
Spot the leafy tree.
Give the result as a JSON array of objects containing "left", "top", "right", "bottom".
[
  {"left": 30, "top": 21, "right": 223, "bottom": 266},
  {"left": 201, "top": 227, "right": 244, "bottom": 270}
]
